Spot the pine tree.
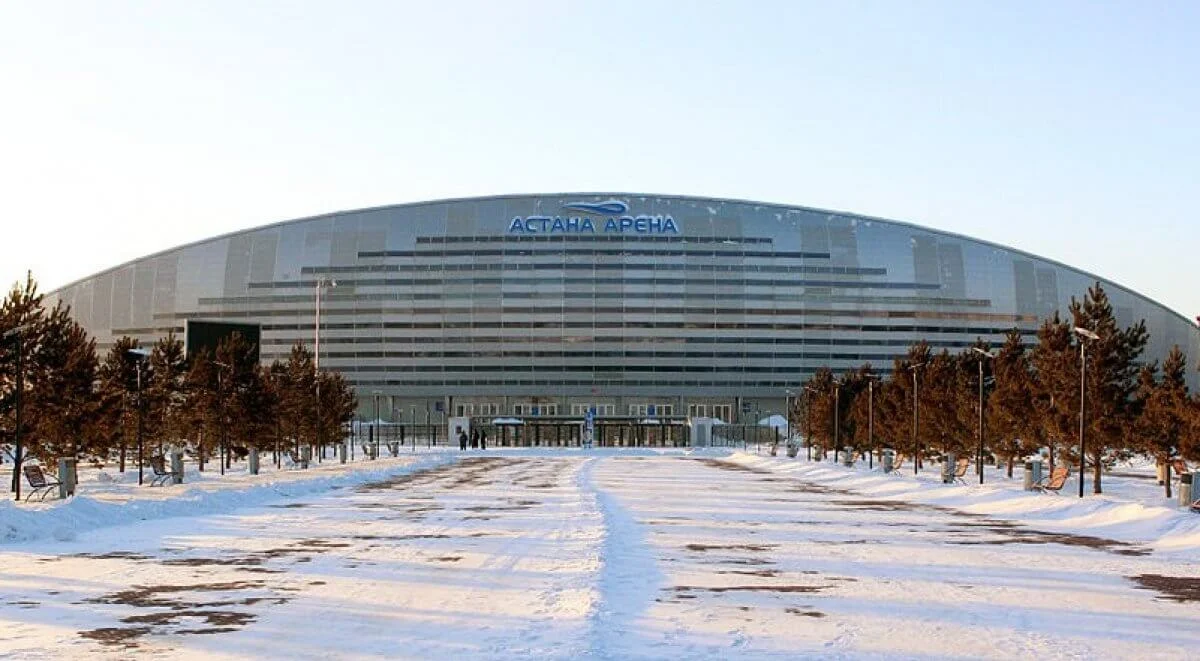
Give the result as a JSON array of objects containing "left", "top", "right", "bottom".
[
  {"left": 1070, "top": 283, "right": 1148, "bottom": 494},
  {"left": 182, "top": 347, "right": 220, "bottom": 470},
  {"left": 1, "top": 273, "right": 47, "bottom": 492},
  {"left": 95, "top": 337, "right": 145, "bottom": 471},
  {"left": 27, "top": 302, "right": 98, "bottom": 466},
  {"left": 1030, "top": 313, "right": 1076, "bottom": 475},
  {"left": 1138, "top": 346, "right": 1190, "bottom": 498},
  {"left": 987, "top": 329, "right": 1036, "bottom": 477},
  {"left": 147, "top": 333, "right": 188, "bottom": 456}
]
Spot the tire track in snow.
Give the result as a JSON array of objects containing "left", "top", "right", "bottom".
[{"left": 580, "top": 457, "right": 666, "bottom": 659}]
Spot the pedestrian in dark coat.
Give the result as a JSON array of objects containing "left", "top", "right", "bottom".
[
  {"left": 459, "top": 430, "right": 468, "bottom": 451},
  {"left": 480, "top": 428, "right": 487, "bottom": 450}
]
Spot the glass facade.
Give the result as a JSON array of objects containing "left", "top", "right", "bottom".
[{"left": 46, "top": 194, "right": 1200, "bottom": 419}]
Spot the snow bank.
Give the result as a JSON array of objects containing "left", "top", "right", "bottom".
[
  {"left": 0, "top": 453, "right": 459, "bottom": 546},
  {"left": 722, "top": 452, "right": 1200, "bottom": 553}
]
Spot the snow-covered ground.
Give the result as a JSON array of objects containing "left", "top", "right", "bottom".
[{"left": 1, "top": 449, "right": 1199, "bottom": 659}]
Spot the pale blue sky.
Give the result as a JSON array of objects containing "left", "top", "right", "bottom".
[{"left": 1, "top": 1, "right": 1196, "bottom": 320}]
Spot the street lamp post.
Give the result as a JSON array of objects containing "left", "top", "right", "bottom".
[
  {"left": 867, "top": 378, "right": 875, "bottom": 469},
  {"left": 214, "top": 360, "right": 230, "bottom": 475},
  {"left": 128, "top": 348, "right": 150, "bottom": 485},
  {"left": 1073, "top": 327, "right": 1100, "bottom": 498},
  {"left": 784, "top": 389, "right": 793, "bottom": 450},
  {"left": 832, "top": 379, "right": 841, "bottom": 464},
  {"left": 314, "top": 276, "right": 337, "bottom": 461},
  {"left": 5, "top": 324, "right": 32, "bottom": 500},
  {"left": 970, "top": 348, "right": 994, "bottom": 485},
  {"left": 909, "top": 362, "right": 925, "bottom": 476},
  {"left": 373, "top": 390, "right": 381, "bottom": 459}
]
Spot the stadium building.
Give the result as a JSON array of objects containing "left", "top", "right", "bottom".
[{"left": 48, "top": 194, "right": 1200, "bottom": 444}]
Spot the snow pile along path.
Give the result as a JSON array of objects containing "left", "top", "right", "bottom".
[
  {"left": 722, "top": 452, "right": 1200, "bottom": 554},
  {"left": 0, "top": 453, "right": 459, "bottom": 545}
]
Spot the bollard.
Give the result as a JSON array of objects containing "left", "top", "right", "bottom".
[
  {"left": 1180, "top": 472, "right": 1194, "bottom": 508},
  {"left": 942, "top": 453, "right": 956, "bottom": 484},
  {"left": 1024, "top": 459, "right": 1043, "bottom": 491},
  {"left": 58, "top": 457, "right": 76, "bottom": 498},
  {"left": 248, "top": 448, "right": 259, "bottom": 475},
  {"left": 882, "top": 451, "right": 894, "bottom": 473},
  {"left": 339, "top": 442, "right": 347, "bottom": 464},
  {"left": 171, "top": 451, "right": 184, "bottom": 484}
]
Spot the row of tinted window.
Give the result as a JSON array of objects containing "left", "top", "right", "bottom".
[
  {"left": 304, "top": 263, "right": 882, "bottom": 274},
  {"left": 260, "top": 335, "right": 1034, "bottom": 347},
  {"left": 349, "top": 379, "right": 881, "bottom": 388},
  {"left": 239, "top": 320, "right": 1034, "bottom": 334},
  {"left": 199, "top": 293, "right": 993, "bottom": 307},
  {"left": 356, "top": 248, "right": 827, "bottom": 260},
  {"left": 407, "top": 235, "right": 775, "bottom": 245},
  {"left": 168, "top": 307, "right": 1026, "bottom": 322},
  {"left": 248, "top": 277, "right": 941, "bottom": 290}
]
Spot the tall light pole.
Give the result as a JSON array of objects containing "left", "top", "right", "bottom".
[
  {"left": 804, "top": 385, "right": 819, "bottom": 461},
  {"left": 314, "top": 276, "right": 337, "bottom": 460},
  {"left": 867, "top": 378, "right": 875, "bottom": 469},
  {"left": 908, "top": 362, "right": 925, "bottom": 476},
  {"left": 128, "top": 348, "right": 150, "bottom": 485},
  {"left": 832, "top": 379, "right": 841, "bottom": 464},
  {"left": 1073, "top": 327, "right": 1100, "bottom": 498},
  {"left": 214, "top": 360, "right": 230, "bottom": 475},
  {"left": 784, "top": 389, "right": 793, "bottom": 450},
  {"left": 5, "top": 324, "right": 32, "bottom": 500},
  {"left": 970, "top": 348, "right": 994, "bottom": 485}
]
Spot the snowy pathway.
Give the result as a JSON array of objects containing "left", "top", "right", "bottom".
[{"left": 2, "top": 453, "right": 1199, "bottom": 659}]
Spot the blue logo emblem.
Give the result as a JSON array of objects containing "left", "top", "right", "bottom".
[{"left": 561, "top": 200, "right": 629, "bottom": 216}]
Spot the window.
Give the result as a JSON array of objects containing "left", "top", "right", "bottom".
[
  {"left": 712, "top": 404, "right": 732, "bottom": 422},
  {"left": 688, "top": 404, "right": 706, "bottom": 418},
  {"left": 630, "top": 404, "right": 673, "bottom": 417}
]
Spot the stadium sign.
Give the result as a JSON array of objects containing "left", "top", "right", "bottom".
[{"left": 507, "top": 200, "right": 679, "bottom": 235}]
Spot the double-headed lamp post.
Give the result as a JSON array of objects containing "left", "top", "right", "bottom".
[
  {"left": 1073, "top": 326, "right": 1100, "bottom": 498},
  {"left": 908, "top": 362, "right": 925, "bottom": 476},
  {"left": 127, "top": 348, "right": 151, "bottom": 486},
  {"left": 970, "top": 348, "right": 995, "bottom": 485},
  {"left": 5, "top": 324, "right": 32, "bottom": 500}
]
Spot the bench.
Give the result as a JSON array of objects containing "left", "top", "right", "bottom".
[
  {"left": 22, "top": 465, "right": 61, "bottom": 501},
  {"left": 1036, "top": 467, "right": 1070, "bottom": 494},
  {"left": 953, "top": 457, "right": 970, "bottom": 485},
  {"left": 149, "top": 456, "right": 182, "bottom": 487}
]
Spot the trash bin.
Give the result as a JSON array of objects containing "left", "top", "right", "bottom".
[
  {"left": 58, "top": 458, "right": 76, "bottom": 498},
  {"left": 843, "top": 447, "right": 855, "bottom": 468},
  {"left": 171, "top": 451, "right": 184, "bottom": 484},
  {"left": 1180, "top": 472, "right": 1194, "bottom": 508},
  {"left": 339, "top": 442, "right": 347, "bottom": 464},
  {"left": 882, "top": 450, "right": 894, "bottom": 474},
  {"left": 942, "top": 453, "right": 956, "bottom": 484},
  {"left": 249, "top": 448, "right": 260, "bottom": 475},
  {"left": 1024, "top": 459, "right": 1043, "bottom": 491},
  {"left": 786, "top": 443, "right": 799, "bottom": 458}
]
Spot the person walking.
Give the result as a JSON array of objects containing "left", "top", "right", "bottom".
[
  {"left": 479, "top": 428, "right": 487, "bottom": 450},
  {"left": 458, "top": 429, "right": 468, "bottom": 451},
  {"left": 470, "top": 427, "right": 479, "bottom": 449}
]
